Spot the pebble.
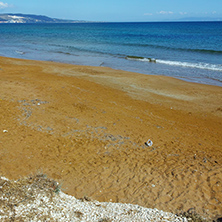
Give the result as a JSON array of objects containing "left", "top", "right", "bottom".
[{"left": 0, "top": 190, "right": 188, "bottom": 221}]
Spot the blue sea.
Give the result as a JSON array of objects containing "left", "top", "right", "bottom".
[{"left": 0, "top": 22, "right": 222, "bottom": 86}]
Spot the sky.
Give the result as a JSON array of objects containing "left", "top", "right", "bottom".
[{"left": 0, "top": 0, "right": 222, "bottom": 22}]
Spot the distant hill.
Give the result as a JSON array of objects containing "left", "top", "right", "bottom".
[{"left": 0, "top": 13, "right": 84, "bottom": 23}]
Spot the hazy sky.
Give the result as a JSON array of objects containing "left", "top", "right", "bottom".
[{"left": 0, "top": 0, "right": 222, "bottom": 21}]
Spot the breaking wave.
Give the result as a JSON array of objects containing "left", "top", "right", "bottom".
[
  {"left": 15, "top": 50, "right": 25, "bottom": 55},
  {"left": 125, "top": 56, "right": 222, "bottom": 72}
]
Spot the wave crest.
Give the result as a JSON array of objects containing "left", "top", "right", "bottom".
[
  {"left": 157, "top": 60, "right": 222, "bottom": 72},
  {"left": 125, "top": 56, "right": 222, "bottom": 72}
]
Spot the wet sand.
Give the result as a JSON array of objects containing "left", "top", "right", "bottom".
[{"left": 0, "top": 56, "right": 221, "bottom": 220}]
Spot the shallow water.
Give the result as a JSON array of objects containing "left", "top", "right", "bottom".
[{"left": 0, "top": 22, "right": 222, "bottom": 86}]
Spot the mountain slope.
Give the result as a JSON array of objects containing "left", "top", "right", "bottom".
[{"left": 0, "top": 13, "right": 81, "bottom": 23}]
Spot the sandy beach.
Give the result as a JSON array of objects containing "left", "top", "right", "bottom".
[{"left": 0, "top": 56, "right": 222, "bottom": 220}]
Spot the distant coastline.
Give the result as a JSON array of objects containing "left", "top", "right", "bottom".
[
  {"left": 0, "top": 13, "right": 222, "bottom": 24},
  {"left": 0, "top": 13, "right": 90, "bottom": 24}
]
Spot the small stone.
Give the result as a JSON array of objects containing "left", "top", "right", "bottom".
[{"left": 145, "top": 139, "right": 153, "bottom": 147}]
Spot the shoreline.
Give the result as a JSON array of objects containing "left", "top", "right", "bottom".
[
  {"left": 1, "top": 51, "right": 222, "bottom": 88},
  {"left": 0, "top": 56, "right": 222, "bottom": 220},
  {"left": 1, "top": 21, "right": 222, "bottom": 88}
]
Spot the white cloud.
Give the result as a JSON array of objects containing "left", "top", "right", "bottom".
[
  {"left": 158, "top": 11, "right": 174, "bottom": 15},
  {"left": 0, "top": 1, "right": 9, "bottom": 9},
  {"left": 212, "top": 11, "right": 217, "bottom": 14},
  {"left": 144, "top": 13, "right": 153, "bottom": 16},
  {"left": 179, "top": 12, "right": 187, "bottom": 15}
]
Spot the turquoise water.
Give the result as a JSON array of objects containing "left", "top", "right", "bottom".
[{"left": 0, "top": 22, "right": 222, "bottom": 86}]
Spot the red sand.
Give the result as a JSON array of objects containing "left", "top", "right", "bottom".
[{"left": 0, "top": 56, "right": 222, "bottom": 220}]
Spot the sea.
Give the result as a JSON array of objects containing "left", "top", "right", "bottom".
[{"left": 0, "top": 22, "right": 222, "bottom": 86}]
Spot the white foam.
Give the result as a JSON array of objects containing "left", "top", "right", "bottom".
[
  {"left": 126, "top": 56, "right": 222, "bottom": 72},
  {"left": 157, "top": 59, "right": 222, "bottom": 72},
  {"left": 15, "top": 50, "right": 25, "bottom": 55}
]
